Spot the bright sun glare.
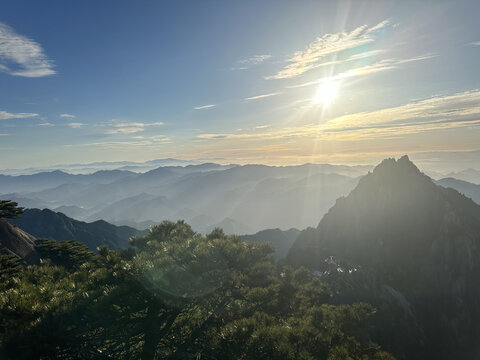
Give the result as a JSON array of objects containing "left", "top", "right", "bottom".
[{"left": 314, "top": 78, "right": 339, "bottom": 105}]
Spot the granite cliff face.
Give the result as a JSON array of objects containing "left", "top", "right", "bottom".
[
  {"left": 288, "top": 156, "right": 480, "bottom": 359},
  {"left": 0, "top": 219, "right": 39, "bottom": 264}
]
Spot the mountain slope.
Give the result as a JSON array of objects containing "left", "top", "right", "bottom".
[
  {"left": 241, "top": 228, "right": 300, "bottom": 260},
  {"left": 288, "top": 156, "right": 480, "bottom": 359},
  {"left": 8, "top": 209, "right": 144, "bottom": 251}
]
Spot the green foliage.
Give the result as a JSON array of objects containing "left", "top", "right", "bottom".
[
  {"left": 0, "top": 249, "right": 23, "bottom": 288},
  {"left": 0, "top": 220, "right": 393, "bottom": 359},
  {"left": 0, "top": 200, "right": 24, "bottom": 219},
  {"left": 35, "top": 238, "right": 95, "bottom": 271}
]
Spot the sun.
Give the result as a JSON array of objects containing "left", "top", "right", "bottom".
[{"left": 314, "top": 78, "right": 339, "bottom": 105}]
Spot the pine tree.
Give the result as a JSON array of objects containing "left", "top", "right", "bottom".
[{"left": 0, "top": 200, "right": 24, "bottom": 219}]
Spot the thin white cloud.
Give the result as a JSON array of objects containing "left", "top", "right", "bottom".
[
  {"left": 38, "top": 122, "right": 54, "bottom": 126},
  {"left": 0, "top": 110, "right": 38, "bottom": 120},
  {"left": 469, "top": 41, "right": 480, "bottom": 46},
  {"left": 324, "top": 89, "right": 480, "bottom": 131},
  {"left": 238, "top": 54, "right": 272, "bottom": 65},
  {"left": 105, "top": 120, "right": 164, "bottom": 134},
  {"left": 243, "top": 92, "right": 280, "bottom": 101},
  {"left": 59, "top": 113, "right": 75, "bottom": 118},
  {"left": 0, "top": 133, "right": 8, "bottom": 136},
  {"left": 194, "top": 104, "right": 216, "bottom": 110},
  {"left": 288, "top": 54, "right": 437, "bottom": 89},
  {"left": 347, "top": 49, "right": 384, "bottom": 61},
  {"left": 68, "top": 122, "right": 84, "bottom": 128},
  {"left": 197, "top": 90, "right": 480, "bottom": 142},
  {"left": 0, "top": 22, "right": 55, "bottom": 77},
  {"left": 77, "top": 135, "right": 172, "bottom": 149},
  {"left": 255, "top": 124, "right": 271, "bottom": 129},
  {"left": 266, "top": 20, "right": 390, "bottom": 79}
]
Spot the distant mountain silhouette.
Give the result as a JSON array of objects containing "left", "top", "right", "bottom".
[
  {"left": 288, "top": 155, "right": 480, "bottom": 360},
  {"left": 207, "top": 217, "right": 253, "bottom": 235},
  {"left": 445, "top": 168, "right": 480, "bottom": 184},
  {"left": 8, "top": 209, "right": 144, "bottom": 251},
  {"left": 1, "top": 163, "right": 364, "bottom": 232},
  {"left": 0, "top": 169, "right": 135, "bottom": 193},
  {"left": 242, "top": 228, "right": 299, "bottom": 260},
  {"left": 436, "top": 177, "right": 480, "bottom": 204}
]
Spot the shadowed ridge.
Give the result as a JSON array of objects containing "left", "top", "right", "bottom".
[{"left": 287, "top": 155, "right": 480, "bottom": 359}]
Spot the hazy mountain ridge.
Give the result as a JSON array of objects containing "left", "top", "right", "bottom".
[
  {"left": 0, "top": 162, "right": 367, "bottom": 233},
  {"left": 7, "top": 208, "right": 144, "bottom": 251},
  {"left": 241, "top": 228, "right": 300, "bottom": 260},
  {"left": 436, "top": 177, "right": 480, "bottom": 204}
]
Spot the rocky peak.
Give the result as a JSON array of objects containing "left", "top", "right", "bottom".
[{"left": 0, "top": 219, "right": 39, "bottom": 264}]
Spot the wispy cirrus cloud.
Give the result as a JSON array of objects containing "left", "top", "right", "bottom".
[
  {"left": 194, "top": 104, "right": 216, "bottom": 110},
  {"left": 0, "top": 22, "right": 55, "bottom": 77},
  {"left": 68, "top": 122, "right": 84, "bottom": 128},
  {"left": 468, "top": 41, "right": 480, "bottom": 46},
  {"left": 73, "top": 135, "right": 172, "bottom": 149},
  {"left": 0, "top": 110, "right": 38, "bottom": 120},
  {"left": 324, "top": 90, "right": 480, "bottom": 132},
  {"left": 105, "top": 119, "right": 164, "bottom": 134},
  {"left": 287, "top": 54, "right": 437, "bottom": 89},
  {"left": 197, "top": 90, "right": 480, "bottom": 142},
  {"left": 238, "top": 54, "right": 271, "bottom": 65},
  {"left": 243, "top": 92, "right": 280, "bottom": 101},
  {"left": 266, "top": 20, "right": 390, "bottom": 80},
  {"left": 232, "top": 54, "right": 272, "bottom": 70},
  {"left": 59, "top": 113, "right": 75, "bottom": 118},
  {"left": 347, "top": 49, "right": 384, "bottom": 60}
]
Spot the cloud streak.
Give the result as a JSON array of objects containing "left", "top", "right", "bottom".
[
  {"left": 68, "top": 123, "right": 84, "bottom": 128},
  {"left": 0, "top": 110, "right": 38, "bottom": 120},
  {"left": 243, "top": 92, "right": 280, "bottom": 101},
  {"left": 266, "top": 20, "right": 390, "bottom": 79},
  {"left": 75, "top": 135, "right": 172, "bottom": 149},
  {"left": 105, "top": 120, "right": 164, "bottom": 134},
  {"left": 287, "top": 54, "right": 437, "bottom": 89},
  {"left": 197, "top": 90, "right": 480, "bottom": 142},
  {"left": 0, "top": 22, "right": 55, "bottom": 77},
  {"left": 59, "top": 113, "right": 75, "bottom": 118},
  {"left": 194, "top": 104, "right": 216, "bottom": 110}
]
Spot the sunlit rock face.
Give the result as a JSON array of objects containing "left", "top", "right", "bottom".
[
  {"left": 288, "top": 156, "right": 480, "bottom": 360},
  {"left": 0, "top": 219, "right": 39, "bottom": 264}
]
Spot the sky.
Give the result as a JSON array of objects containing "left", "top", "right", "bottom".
[{"left": 0, "top": 0, "right": 479, "bottom": 172}]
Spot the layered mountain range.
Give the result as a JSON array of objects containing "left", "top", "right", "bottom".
[{"left": 0, "top": 163, "right": 368, "bottom": 233}]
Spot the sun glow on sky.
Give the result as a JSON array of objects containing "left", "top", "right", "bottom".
[
  {"left": 314, "top": 78, "right": 339, "bottom": 105},
  {"left": 0, "top": 1, "right": 479, "bottom": 171}
]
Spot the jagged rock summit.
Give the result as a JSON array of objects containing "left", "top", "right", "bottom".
[
  {"left": 288, "top": 155, "right": 480, "bottom": 359},
  {"left": 289, "top": 155, "right": 480, "bottom": 276}
]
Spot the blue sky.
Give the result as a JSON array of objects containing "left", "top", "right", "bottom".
[{"left": 0, "top": 0, "right": 479, "bottom": 171}]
